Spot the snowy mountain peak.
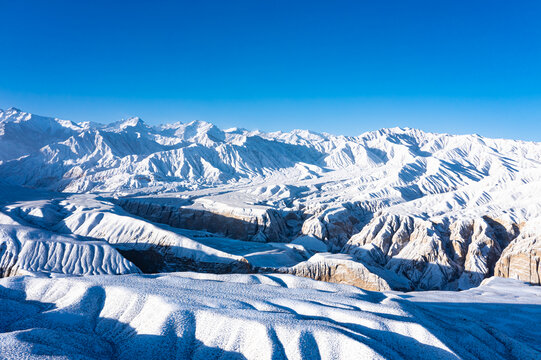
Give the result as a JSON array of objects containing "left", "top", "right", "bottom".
[
  {"left": 172, "top": 120, "right": 226, "bottom": 144},
  {"left": 0, "top": 107, "right": 30, "bottom": 122},
  {"left": 107, "top": 116, "right": 149, "bottom": 131},
  {"left": 122, "top": 116, "right": 145, "bottom": 127},
  {"left": 0, "top": 108, "right": 540, "bottom": 220},
  {"left": 224, "top": 127, "right": 248, "bottom": 134}
]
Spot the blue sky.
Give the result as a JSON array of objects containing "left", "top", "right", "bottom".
[{"left": 1, "top": 1, "right": 540, "bottom": 140}]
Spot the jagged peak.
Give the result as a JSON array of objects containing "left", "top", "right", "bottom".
[
  {"left": 0, "top": 107, "right": 23, "bottom": 118},
  {"left": 106, "top": 116, "right": 149, "bottom": 131},
  {"left": 120, "top": 116, "right": 146, "bottom": 128},
  {"left": 373, "top": 126, "right": 429, "bottom": 136},
  {"left": 0, "top": 107, "right": 29, "bottom": 120},
  {"left": 289, "top": 128, "right": 325, "bottom": 137},
  {"left": 172, "top": 120, "right": 225, "bottom": 143}
]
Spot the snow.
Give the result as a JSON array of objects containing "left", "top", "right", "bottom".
[
  {"left": 0, "top": 273, "right": 539, "bottom": 359},
  {"left": 291, "top": 235, "right": 329, "bottom": 253},
  {"left": 1, "top": 108, "right": 541, "bottom": 289},
  {"left": 0, "top": 185, "right": 311, "bottom": 274},
  {"left": 2, "top": 107, "right": 541, "bottom": 228},
  {"left": 1, "top": 108, "right": 540, "bottom": 358},
  {"left": 2, "top": 109, "right": 541, "bottom": 243},
  {"left": 0, "top": 220, "right": 139, "bottom": 276}
]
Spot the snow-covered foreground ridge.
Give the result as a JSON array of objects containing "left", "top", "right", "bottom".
[
  {"left": 1, "top": 107, "right": 541, "bottom": 290},
  {"left": 0, "top": 274, "right": 539, "bottom": 360}
]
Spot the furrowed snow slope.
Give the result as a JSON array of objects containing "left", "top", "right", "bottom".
[
  {"left": 0, "top": 274, "right": 539, "bottom": 360},
  {"left": 0, "top": 211, "right": 139, "bottom": 277}
]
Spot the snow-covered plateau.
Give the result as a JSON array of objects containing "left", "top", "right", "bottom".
[{"left": 1, "top": 107, "right": 540, "bottom": 359}]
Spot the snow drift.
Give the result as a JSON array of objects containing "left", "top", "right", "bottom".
[{"left": 0, "top": 273, "right": 539, "bottom": 360}]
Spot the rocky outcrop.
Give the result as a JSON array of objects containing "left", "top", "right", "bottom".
[
  {"left": 343, "top": 214, "right": 415, "bottom": 264},
  {"left": 300, "top": 203, "right": 374, "bottom": 251},
  {"left": 278, "top": 253, "right": 412, "bottom": 291},
  {"left": 117, "top": 198, "right": 303, "bottom": 243},
  {"left": 494, "top": 235, "right": 541, "bottom": 285},
  {"left": 456, "top": 217, "right": 517, "bottom": 288},
  {"left": 343, "top": 213, "right": 521, "bottom": 290}
]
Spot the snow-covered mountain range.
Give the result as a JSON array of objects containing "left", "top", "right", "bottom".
[{"left": 1, "top": 107, "right": 540, "bottom": 291}]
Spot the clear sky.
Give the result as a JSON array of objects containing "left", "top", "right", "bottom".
[{"left": 1, "top": 1, "right": 541, "bottom": 140}]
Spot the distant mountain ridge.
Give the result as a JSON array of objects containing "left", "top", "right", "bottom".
[{"left": 2, "top": 107, "right": 539, "bottom": 195}]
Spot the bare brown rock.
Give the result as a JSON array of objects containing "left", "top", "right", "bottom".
[
  {"left": 279, "top": 253, "right": 412, "bottom": 291},
  {"left": 494, "top": 236, "right": 541, "bottom": 285},
  {"left": 118, "top": 198, "right": 302, "bottom": 242},
  {"left": 343, "top": 214, "right": 523, "bottom": 290}
]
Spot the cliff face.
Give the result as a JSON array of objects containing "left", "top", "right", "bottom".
[
  {"left": 117, "top": 194, "right": 540, "bottom": 291},
  {"left": 278, "top": 253, "right": 412, "bottom": 291},
  {"left": 494, "top": 235, "right": 541, "bottom": 285},
  {"left": 117, "top": 198, "right": 303, "bottom": 243},
  {"left": 299, "top": 204, "right": 372, "bottom": 251},
  {"left": 343, "top": 214, "right": 522, "bottom": 290}
]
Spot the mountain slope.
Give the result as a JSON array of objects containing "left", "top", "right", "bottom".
[{"left": 1, "top": 108, "right": 541, "bottom": 290}]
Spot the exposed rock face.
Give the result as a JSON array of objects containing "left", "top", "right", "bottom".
[
  {"left": 119, "top": 194, "right": 540, "bottom": 290},
  {"left": 456, "top": 217, "right": 516, "bottom": 287},
  {"left": 343, "top": 213, "right": 521, "bottom": 290},
  {"left": 119, "top": 197, "right": 377, "bottom": 252},
  {"left": 118, "top": 247, "right": 253, "bottom": 274},
  {"left": 300, "top": 203, "right": 374, "bottom": 251},
  {"left": 117, "top": 198, "right": 302, "bottom": 243},
  {"left": 344, "top": 214, "right": 415, "bottom": 265},
  {"left": 278, "top": 253, "right": 412, "bottom": 291},
  {"left": 494, "top": 235, "right": 541, "bottom": 285}
]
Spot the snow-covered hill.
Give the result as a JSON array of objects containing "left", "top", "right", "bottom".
[
  {"left": 1, "top": 108, "right": 540, "bottom": 290},
  {"left": 0, "top": 273, "right": 539, "bottom": 360}
]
